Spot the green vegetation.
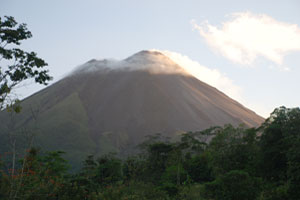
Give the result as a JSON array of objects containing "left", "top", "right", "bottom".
[
  {"left": 1, "top": 15, "right": 299, "bottom": 200},
  {"left": 0, "top": 15, "right": 51, "bottom": 110},
  {"left": 1, "top": 106, "right": 299, "bottom": 199}
]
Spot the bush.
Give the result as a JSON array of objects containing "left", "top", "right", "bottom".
[{"left": 204, "top": 170, "right": 262, "bottom": 200}]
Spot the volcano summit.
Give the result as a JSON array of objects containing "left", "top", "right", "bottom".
[{"left": 0, "top": 50, "right": 264, "bottom": 167}]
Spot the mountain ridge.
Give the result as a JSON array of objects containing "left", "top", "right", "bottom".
[{"left": 0, "top": 50, "right": 264, "bottom": 169}]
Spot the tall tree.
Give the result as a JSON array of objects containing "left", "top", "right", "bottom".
[
  {"left": 0, "top": 16, "right": 51, "bottom": 200},
  {"left": 260, "top": 106, "right": 300, "bottom": 198},
  {"left": 0, "top": 16, "right": 51, "bottom": 110}
]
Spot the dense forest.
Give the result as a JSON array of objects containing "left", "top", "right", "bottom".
[{"left": 1, "top": 106, "right": 300, "bottom": 200}]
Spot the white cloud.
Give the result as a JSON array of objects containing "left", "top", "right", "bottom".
[
  {"left": 191, "top": 12, "right": 300, "bottom": 67},
  {"left": 156, "top": 50, "right": 243, "bottom": 103}
]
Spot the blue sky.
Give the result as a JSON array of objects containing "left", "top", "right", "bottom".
[{"left": 1, "top": 0, "right": 300, "bottom": 117}]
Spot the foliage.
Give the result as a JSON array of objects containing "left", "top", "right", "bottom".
[
  {"left": 208, "top": 124, "right": 260, "bottom": 176},
  {"left": 259, "top": 106, "right": 300, "bottom": 199},
  {"left": 0, "top": 148, "right": 69, "bottom": 199},
  {"left": 95, "top": 154, "right": 123, "bottom": 187},
  {"left": 184, "top": 153, "right": 213, "bottom": 183},
  {"left": 0, "top": 106, "right": 300, "bottom": 199},
  {"left": 0, "top": 16, "right": 51, "bottom": 110},
  {"left": 204, "top": 170, "right": 262, "bottom": 200}
]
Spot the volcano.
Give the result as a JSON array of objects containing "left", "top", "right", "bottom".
[{"left": 0, "top": 50, "right": 264, "bottom": 167}]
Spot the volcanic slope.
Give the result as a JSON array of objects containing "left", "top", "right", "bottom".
[{"left": 0, "top": 50, "right": 264, "bottom": 167}]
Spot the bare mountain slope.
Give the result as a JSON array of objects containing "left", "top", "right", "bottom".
[{"left": 0, "top": 50, "right": 264, "bottom": 167}]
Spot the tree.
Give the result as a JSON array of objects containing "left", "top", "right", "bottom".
[
  {"left": 0, "top": 148, "right": 69, "bottom": 199},
  {"left": 259, "top": 107, "right": 300, "bottom": 181},
  {"left": 0, "top": 16, "right": 51, "bottom": 200},
  {"left": 259, "top": 106, "right": 300, "bottom": 198},
  {"left": 208, "top": 125, "right": 260, "bottom": 176},
  {"left": 95, "top": 154, "right": 123, "bottom": 187},
  {"left": 184, "top": 153, "right": 212, "bottom": 183},
  {"left": 204, "top": 170, "right": 262, "bottom": 200},
  {"left": 0, "top": 16, "right": 51, "bottom": 110}
]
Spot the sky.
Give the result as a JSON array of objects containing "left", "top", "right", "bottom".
[{"left": 1, "top": 0, "right": 300, "bottom": 117}]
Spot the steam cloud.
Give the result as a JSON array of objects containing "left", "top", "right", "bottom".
[{"left": 156, "top": 50, "right": 243, "bottom": 103}]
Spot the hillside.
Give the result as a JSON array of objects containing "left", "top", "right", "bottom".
[{"left": 0, "top": 50, "right": 264, "bottom": 168}]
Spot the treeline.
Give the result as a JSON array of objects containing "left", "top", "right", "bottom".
[{"left": 0, "top": 106, "right": 300, "bottom": 199}]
